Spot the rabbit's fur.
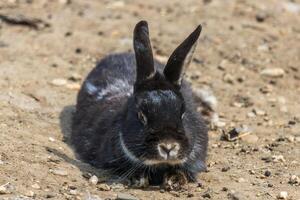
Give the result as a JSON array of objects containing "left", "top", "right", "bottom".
[{"left": 71, "top": 21, "right": 208, "bottom": 186}]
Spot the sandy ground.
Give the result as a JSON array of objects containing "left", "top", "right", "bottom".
[{"left": 0, "top": 0, "right": 300, "bottom": 199}]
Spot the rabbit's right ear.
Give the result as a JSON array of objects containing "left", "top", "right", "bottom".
[
  {"left": 133, "top": 21, "right": 155, "bottom": 84},
  {"left": 164, "top": 25, "right": 202, "bottom": 86}
]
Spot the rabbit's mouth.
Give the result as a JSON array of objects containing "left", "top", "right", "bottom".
[{"left": 119, "top": 131, "right": 187, "bottom": 166}]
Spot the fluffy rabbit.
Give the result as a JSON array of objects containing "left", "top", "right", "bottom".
[{"left": 71, "top": 21, "right": 208, "bottom": 187}]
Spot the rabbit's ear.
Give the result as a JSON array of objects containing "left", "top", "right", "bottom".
[
  {"left": 164, "top": 25, "right": 202, "bottom": 86},
  {"left": 134, "top": 20, "right": 155, "bottom": 83}
]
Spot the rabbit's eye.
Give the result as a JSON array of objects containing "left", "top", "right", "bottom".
[{"left": 138, "top": 111, "right": 147, "bottom": 125}]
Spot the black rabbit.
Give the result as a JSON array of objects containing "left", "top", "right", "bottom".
[{"left": 71, "top": 21, "right": 208, "bottom": 187}]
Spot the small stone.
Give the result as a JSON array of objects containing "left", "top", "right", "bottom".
[
  {"left": 256, "top": 12, "right": 268, "bottom": 22},
  {"left": 110, "top": 183, "right": 124, "bottom": 190},
  {"left": 59, "top": 0, "right": 71, "bottom": 4},
  {"left": 75, "top": 48, "right": 82, "bottom": 54},
  {"left": 222, "top": 125, "right": 253, "bottom": 141},
  {"left": 66, "top": 83, "right": 81, "bottom": 90},
  {"left": 287, "top": 136, "right": 295, "bottom": 142},
  {"left": 222, "top": 187, "right": 228, "bottom": 191},
  {"left": 223, "top": 73, "right": 235, "bottom": 84},
  {"left": 228, "top": 191, "right": 242, "bottom": 200},
  {"left": 277, "top": 191, "right": 288, "bottom": 199},
  {"left": 289, "top": 175, "right": 300, "bottom": 185},
  {"left": 116, "top": 192, "right": 139, "bottom": 200},
  {"left": 257, "top": 44, "right": 269, "bottom": 52},
  {"left": 272, "top": 155, "right": 285, "bottom": 163},
  {"left": 260, "top": 68, "right": 285, "bottom": 78},
  {"left": 51, "top": 78, "right": 67, "bottom": 86},
  {"left": 280, "top": 106, "right": 288, "bottom": 113},
  {"left": 237, "top": 178, "right": 245, "bottom": 183},
  {"left": 264, "top": 170, "right": 271, "bottom": 177},
  {"left": 97, "top": 183, "right": 111, "bottom": 191},
  {"left": 31, "top": 183, "right": 40, "bottom": 189},
  {"left": 50, "top": 169, "right": 68, "bottom": 176},
  {"left": 267, "top": 183, "right": 273, "bottom": 187},
  {"left": 69, "top": 73, "right": 82, "bottom": 82},
  {"left": 283, "top": 2, "right": 300, "bottom": 14},
  {"left": 253, "top": 108, "right": 266, "bottom": 116},
  {"left": 221, "top": 166, "right": 230, "bottom": 172},
  {"left": 0, "top": 185, "right": 9, "bottom": 194},
  {"left": 241, "top": 134, "right": 259, "bottom": 144},
  {"left": 25, "top": 190, "right": 35, "bottom": 197},
  {"left": 48, "top": 137, "right": 55, "bottom": 142},
  {"left": 247, "top": 112, "right": 256, "bottom": 118},
  {"left": 214, "top": 121, "right": 226, "bottom": 128},
  {"left": 218, "top": 59, "right": 229, "bottom": 70},
  {"left": 89, "top": 175, "right": 99, "bottom": 185},
  {"left": 69, "top": 189, "right": 77, "bottom": 195}
]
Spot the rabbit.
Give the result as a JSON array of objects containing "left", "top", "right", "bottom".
[{"left": 71, "top": 21, "right": 208, "bottom": 187}]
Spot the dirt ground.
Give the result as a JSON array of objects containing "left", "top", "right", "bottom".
[{"left": 0, "top": 0, "right": 300, "bottom": 199}]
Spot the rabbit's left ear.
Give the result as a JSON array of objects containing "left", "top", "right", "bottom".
[
  {"left": 133, "top": 20, "right": 155, "bottom": 84},
  {"left": 164, "top": 25, "right": 202, "bottom": 86}
]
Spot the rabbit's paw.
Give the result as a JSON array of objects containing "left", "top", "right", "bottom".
[
  {"left": 163, "top": 171, "right": 188, "bottom": 191},
  {"left": 131, "top": 175, "right": 149, "bottom": 188}
]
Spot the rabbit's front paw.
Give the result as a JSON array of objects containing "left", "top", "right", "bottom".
[
  {"left": 163, "top": 171, "right": 188, "bottom": 191},
  {"left": 131, "top": 175, "right": 149, "bottom": 188}
]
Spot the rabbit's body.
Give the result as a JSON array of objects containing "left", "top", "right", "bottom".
[{"left": 71, "top": 21, "right": 208, "bottom": 186}]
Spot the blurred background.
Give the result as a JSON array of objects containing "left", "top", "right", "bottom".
[{"left": 0, "top": 0, "right": 299, "bottom": 199}]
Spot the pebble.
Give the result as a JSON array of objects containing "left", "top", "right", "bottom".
[
  {"left": 237, "top": 178, "right": 246, "bottom": 183},
  {"left": 116, "top": 192, "right": 139, "bottom": 200},
  {"left": 257, "top": 44, "right": 269, "bottom": 52},
  {"left": 69, "top": 73, "right": 82, "bottom": 82},
  {"left": 50, "top": 169, "right": 68, "bottom": 176},
  {"left": 260, "top": 68, "right": 285, "bottom": 78},
  {"left": 31, "top": 183, "right": 41, "bottom": 189},
  {"left": 25, "top": 190, "right": 35, "bottom": 197},
  {"left": 51, "top": 78, "right": 67, "bottom": 86},
  {"left": 280, "top": 106, "right": 288, "bottom": 113},
  {"left": 89, "top": 175, "right": 99, "bottom": 185},
  {"left": 272, "top": 155, "right": 286, "bottom": 163},
  {"left": 247, "top": 112, "right": 256, "bottom": 118},
  {"left": 221, "top": 166, "right": 231, "bottom": 172},
  {"left": 223, "top": 73, "right": 235, "bottom": 84},
  {"left": 253, "top": 108, "right": 266, "bottom": 116},
  {"left": 277, "top": 191, "right": 288, "bottom": 199},
  {"left": 97, "top": 183, "right": 111, "bottom": 191},
  {"left": 289, "top": 175, "right": 300, "bottom": 185},
  {"left": 69, "top": 189, "right": 77, "bottom": 195},
  {"left": 282, "top": 2, "right": 300, "bottom": 14},
  {"left": 59, "top": 0, "right": 71, "bottom": 4},
  {"left": 228, "top": 190, "right": 243, "bottom": 200},
  {"left": 223, "top": 125, "right": 253, "bottom": 141},
  {"left": 48, "top": 137, "right": 55, "bottom": 142},
  {"left": 240, "top": 134, "right": 259, "bottom": 144},
  {"left": 0, "top": 183, "right": 12, "bottom": 195},
  {"left": 256, "top": 12, "right": 268, "bottom": 22},
  {"left": 264, "top": 170, "right": 271, "bottom": 177},
  {"left": 66, "top": 83, "right": 81, "bottom": 90}
]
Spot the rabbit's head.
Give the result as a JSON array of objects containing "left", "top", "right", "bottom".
[{"left": 120, "top": 21, "right": 202, "bottom": 166}]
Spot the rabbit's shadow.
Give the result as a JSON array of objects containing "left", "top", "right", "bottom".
[{"left": 49, "top": 105, "right": 109, "bottom": 179}]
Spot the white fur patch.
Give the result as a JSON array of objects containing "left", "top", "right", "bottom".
[
  {"left": 85, "top": 79, "right": 133, "bottom": 100},
  {"left": 119, "top": 131, "right": 140, "bottom": 163}
]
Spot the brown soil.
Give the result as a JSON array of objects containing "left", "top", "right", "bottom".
[{"left": 0, "top": 0, "right": 299, "bottom": 199}]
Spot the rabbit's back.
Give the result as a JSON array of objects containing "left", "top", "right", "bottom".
[{"left": 71, "top": 53, "right": 137, "bottom": 164}]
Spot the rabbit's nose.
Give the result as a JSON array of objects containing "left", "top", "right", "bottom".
[{"left": 157, "top": 142, "right": 180, "bottom": 160}]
